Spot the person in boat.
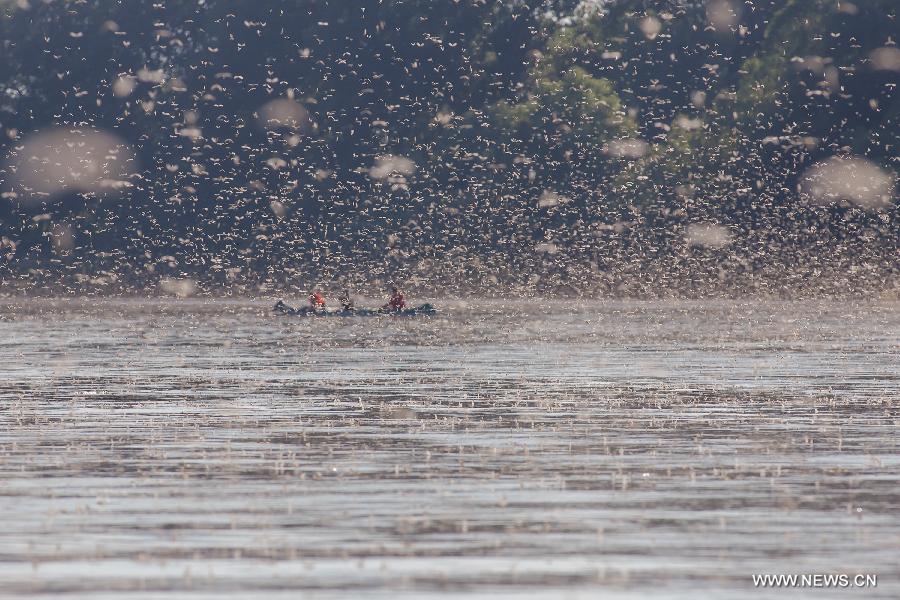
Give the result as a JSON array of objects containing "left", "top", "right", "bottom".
[
  {"left": 383, "top": 287, "right": 406, "bottom": 312},
  {"left": 274, "top": 299, "right": 290, "bottom": 314},
  {"left": 308, "top": 290, "right": 326, "bottom": 312},
  {"left": 338, "top": 289, "right": 354, "bottom": 312}
]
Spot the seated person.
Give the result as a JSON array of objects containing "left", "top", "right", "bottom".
[
  {"left": 308, "top": 290, "right": 326, "bottom": 311},
  {"left": 384, "top": 287, "right": 406, "bottom": 312},
  {"left": 338, "top": 289, "right": 354, "bottom": 312}
]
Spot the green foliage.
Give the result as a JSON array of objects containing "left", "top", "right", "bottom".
[{"left": 491, "top": 64, "right": 631, "bottom": 140}]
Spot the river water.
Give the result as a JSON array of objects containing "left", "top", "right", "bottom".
[{"left": 1, "top": 298, "right": 898, "bottom": 598}]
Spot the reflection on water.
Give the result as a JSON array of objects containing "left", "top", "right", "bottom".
[{"left": 1, "top": 299, "right": 898, "bottom": 599}]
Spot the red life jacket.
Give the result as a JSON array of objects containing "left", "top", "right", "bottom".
[
  {"left": 309, "top": 292, "right": 325, "bottom": 308},
  {"left": 388, "top": 293, "right": 406, "bottom": 310}
]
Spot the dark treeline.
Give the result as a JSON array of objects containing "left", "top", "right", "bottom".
[{"left": 0, "top": 0, "right": 897, "bottom": 296}]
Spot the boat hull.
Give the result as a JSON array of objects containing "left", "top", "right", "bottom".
[{"left": 274, "top": 300, "right": 436, "bottom": 317}]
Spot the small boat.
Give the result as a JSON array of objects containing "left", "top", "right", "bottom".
[{"left": 273, "top": 300, "right": 436, "bottom": 317}]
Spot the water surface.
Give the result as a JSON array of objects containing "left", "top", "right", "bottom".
[{"left": 1, "top": 298, "right": 898, "bottom": 598}]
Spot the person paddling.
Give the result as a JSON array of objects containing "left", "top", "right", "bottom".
[
  {"left": 339, "top": 289, "right": 354, "bottom": 312},
  {"left": 308, "top": 290, "right": 326, "bottom": 312},
  {"left": 384, "top": 287, "right": 406, "bottom": 312}
]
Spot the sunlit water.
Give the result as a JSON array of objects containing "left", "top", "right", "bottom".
[{"left": 1, "top": 298, "right": 898, "bottom": 599}]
